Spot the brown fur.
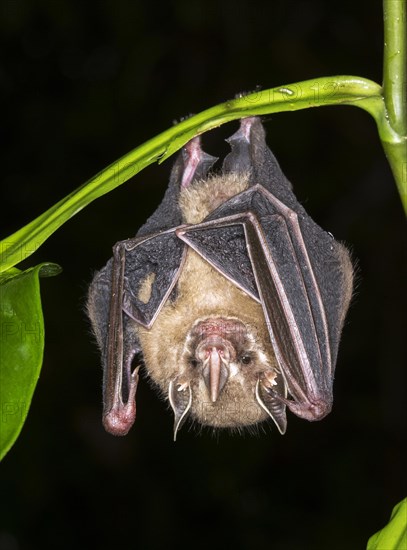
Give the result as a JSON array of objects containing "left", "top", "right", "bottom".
[
  {"left": 138, "top": 272, "right": 156, "bottom": 304},
  {"left": 179, "top": 172, "right": 249, "bottom": 223}
]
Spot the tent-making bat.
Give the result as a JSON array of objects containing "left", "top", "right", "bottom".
[{"left": 87, "top": 117, "right": 353, "bottom": 439}]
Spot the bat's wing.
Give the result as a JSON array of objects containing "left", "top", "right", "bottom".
[
  {"left": 120, "top": 135, "right": 218, "bottom": 327},
  {"left": 88, "top": 136, "right": 217, "bottom": 436},
  {"left": 177, "top": 188, "right": 348, "bottom": 422},
  {"left": 120, "top": 231, "right": 186, "bottom": 327},
  {"left": 177, "top": 117, "right": 353, "bottom": 423},
  {"left": 88, "top": 230, "right": 187, "bottom": 435}
]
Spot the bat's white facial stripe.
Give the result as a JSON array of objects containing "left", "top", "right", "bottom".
[{"left": 229, "top": 363, "right": 240, "bottom": 377}]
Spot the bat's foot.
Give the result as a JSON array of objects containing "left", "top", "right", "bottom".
[{"left": 181, "top": 137, "right": 217, "bottom": 189}]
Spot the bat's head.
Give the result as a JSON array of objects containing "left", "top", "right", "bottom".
[{"left": 167, "top": 316, "right": 287, "bottom": 438}]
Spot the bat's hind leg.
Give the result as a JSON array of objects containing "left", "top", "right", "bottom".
[{"left": 180, "top": 136, "right": 218, "bottom": 188}]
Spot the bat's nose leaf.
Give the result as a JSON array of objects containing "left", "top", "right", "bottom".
[
  {"left": 255, "top": 379, "right": 287, "bottom": 435},
  {"left": 202, "top": 350, "right": 229, "bottom": 402},
  {"left": 168, "top": 380, "right": 192, "bottom": 441}
]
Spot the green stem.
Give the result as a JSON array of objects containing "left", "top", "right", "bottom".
[
  {"left": 382, "top": 0, "right": 407, "bottom": 210},
  {"left": 383, "top": 0, "right": 407, "bottom": 136},
  {"left": 0, "top": 76, "right": 381, "bottom": 273}
]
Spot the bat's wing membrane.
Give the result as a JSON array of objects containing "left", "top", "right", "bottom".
[
  {"left": 120, "top": 230, "right": 186, "bottom": 328},
  {"left": 93, "top": 229, "right": 185, "bottom": 435},
  {"left": 178, "top": 185, "right": 334, "bottom": 421},
  {"left": 92, "top": 135, "right": 216, "bottom": 436},
  {"left": 176, "top": 223, "right": 259, "bottom": 300}
]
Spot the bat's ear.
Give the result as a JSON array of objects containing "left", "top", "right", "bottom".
[
  {"left": 255, "top": 379, "right": 287, "bottom": 435},
  {"left": 168, "top": 380, "right": 192, "bottom": 441},
  {"left": 223, "top": 117, "right": 293, "bottom": 194}
]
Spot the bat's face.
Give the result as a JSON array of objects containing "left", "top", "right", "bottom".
[{"left": 145, "top": 315, "right": 279, "bottom": 428}]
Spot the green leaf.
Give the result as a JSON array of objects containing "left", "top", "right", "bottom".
[
  {"left": 367, "top": 498, "right": 407, "bottom": 550},
  {"left": 0, "top": 262, "right": 61, "bottom": 461}
]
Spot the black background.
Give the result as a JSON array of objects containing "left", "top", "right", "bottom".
[{"left": 0, "top": 1, "right": 406, "bottom": 549}]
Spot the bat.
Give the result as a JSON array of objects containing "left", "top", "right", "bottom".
[{"left": 87, "top": 116, "right": 353, "bottom": 440}]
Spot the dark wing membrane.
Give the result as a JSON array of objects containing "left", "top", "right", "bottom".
[
  {"left": 176, "top": 222, "right": 258, "bottom": 300},
  {"left": 243, "top": 214, "right": 332, "bottom": 420},
  {"left": 178, "top": 185, "right": 337, "bottom": 420},
  {"left": 176, "top": 183, "right": 263, "bottom": 300},
  {"left": 121, "top": 230, "right": 186, "bottom": 328},
  {"left": 221, "top": 117, "right": 352, "bottom": 370},
  {"left": 88, "top": 229, "right": 186, "bottom": 435}
]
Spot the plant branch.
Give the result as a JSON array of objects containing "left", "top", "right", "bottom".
[
  {"left": 381, "top": 0, "right": 407, "bottom": 211},
  {"left": 0, "top": 76, "right": 382, "bottom": 273},
  {"left": 383, "top": 0, "right": 407, "bottom": 136}
]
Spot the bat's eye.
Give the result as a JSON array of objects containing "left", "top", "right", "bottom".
[
  {"left": 189, "top": 359, "right": 201, "bottom": 368},
  {"left": 240, "top": 354, "right": 253, "bottom": 365}
]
